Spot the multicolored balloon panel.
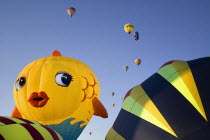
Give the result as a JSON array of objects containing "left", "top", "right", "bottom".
[
  {"left": 106, "top": 56, "right": 210, "bottom": 140},
  {"left": 0, "top": 116, "right": 63, "bottom": 140}
]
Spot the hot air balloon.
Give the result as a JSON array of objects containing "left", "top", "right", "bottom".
[
  {"left": 124, "top": 66, "right": 129, "bottom": 71},
  {"left": 106, "top": 56, "right": 210, "bottom": 140},
  {"left": 11, "top": 50, "right": 108, "bottom": 140},
  {"left": 112, "top": 92, "right": 115, "bottom": 96},
  {"left": 135, "top": 59, "right": 141, "bottom": 66},
  {"left": 67, "top": 7, "right": 76, "bottom": 17},
  {"left": 112, "top": 104, "right": 115, "bottom": 107},
  {"left": 120, "top": 97, "right": 123, "bottom": 100},
  {"left": 0, "top": 116, "right": 63, "bottom": 140},
  {"left": 89, "top": 132, "right": 92, "bottom": 135},
  {"left": 134, "top": 31, "right": 139, "bottom": 40},
  {"left": 124, "top": 23, "right": 134, "bottom": 34}
]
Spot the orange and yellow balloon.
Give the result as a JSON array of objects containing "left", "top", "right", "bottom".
[{"left": 135, "top": 59, "right": 141, "bottom": 66}]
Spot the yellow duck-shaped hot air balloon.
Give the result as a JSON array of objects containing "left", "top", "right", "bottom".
[{"left": 11, "top": 50, "right": 108, "bottom": 140}]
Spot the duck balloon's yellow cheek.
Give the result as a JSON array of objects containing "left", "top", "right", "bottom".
[
  {"left": 39, "top": 71, "right": 84, "bottom": 119},
  {"left": 13, "top": 87, "right": 31, "bottom": 119},
  {"left": 47, "top": 84, "right": 83, "bottom": 118}
]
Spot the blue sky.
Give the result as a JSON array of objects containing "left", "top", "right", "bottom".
[{"left": 0, "top": 0, "right": 210, "bottom": 139}]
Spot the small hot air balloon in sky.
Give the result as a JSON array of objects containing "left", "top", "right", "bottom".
[
  {"left": 134, "top": 31, "right": 139, "bottom": 40},
  {"left": 124, "top": 23, "right": 134, "bottom": 34},
  {"left": 112, "top": 104, "right": 115, "bottom": 107},
  {"left": 89, "top": 132, "right": 92, "bottom": 135},
  {"left": 67, "top": 7, "right": 76, "bottom": 17},
  {"left": 135, "top": 59, "right": 141, "bottom": 66},
  {"left": 124, "top": 66, "right": 129, "bottom": 71},
  {"left": 112, "top": 92, "right": 115, "bottom": 96},
  {"left": 120, "top": 97, "right": 123, "bottom": 100}
]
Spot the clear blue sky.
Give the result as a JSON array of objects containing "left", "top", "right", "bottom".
[{"left": 0, "top": 0, "right": 209, "bottom": 139}]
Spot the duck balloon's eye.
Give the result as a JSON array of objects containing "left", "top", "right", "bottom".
[
  {"left": 15, "top": 77, "right": 26, "bottom": 91},
  {"left": 55, "top": 72, "right": 73, "bottom": 87}
]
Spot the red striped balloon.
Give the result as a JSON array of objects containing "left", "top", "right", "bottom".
[{"left": 0, "top": 116, "right": 63, "bottom": 140}]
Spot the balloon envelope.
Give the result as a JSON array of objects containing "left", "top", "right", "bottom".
[
  {"left": 12, "top": 50, "right": 108, "bottom": 140},
  {"left": 0, "top": 116, "right": 63, "bottom": 140},
  {"left": 135, "top": 59, "right": 141, "bottom": 66},
  {"left": 124, "top": 66, "right": 129, "bottom": 71},
  {"left": 124, "top": 23, "right": 134, "bottom": 34},
  {"left": 106, "top": 56, "right": 210, "bottom": 140},
  {"left": 67, "top": 7, "right": 76, "bottom": 17}
]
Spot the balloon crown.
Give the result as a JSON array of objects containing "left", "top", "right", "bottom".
[{"left": 51, "top": 50, "right": 62, "bottom": 56}]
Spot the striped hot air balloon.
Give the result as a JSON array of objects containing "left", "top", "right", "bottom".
[
  {"left": 0, "top": 116, "right": 63, "bottom": 140},
  {"left": 106, "top": 56, "right": 210, "bottom": 140}
]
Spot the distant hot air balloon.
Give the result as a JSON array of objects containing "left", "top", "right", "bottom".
[
  {"left": 124, "top": 23, "right": 134, "bottom": 34},
  {"left": 112, "top": 92, "right": 115, "bottom": 96},
  {"left": 120, "top": 97, "right": 123, "bottom": 100},
  {"left": 134, "top": 31, "right": 139, "bottom": 40},
  {"left": 124, "top": 66, "right": 129, "bottom": 71},
  {"left": 67, "top": 7, "right": 76, "bottom": 17},
  {"left": 112, "top": 104, "right": 115, "bottom": 107},
  {"left": 89, "top": 132, "right": 92, "bottom": 135},
  {"left": 135, "top": 59, "right": 141, "bottom": 66}
]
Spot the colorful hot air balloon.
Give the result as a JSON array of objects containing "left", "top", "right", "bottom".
[
  {"left": 134, "top": 31, "right": 139, "bottom": 40},
  {"left": 120, "top": 97, "right": 123, "bottom": 100},
  {"left": 135, "top": 59, "right": 141, "bottom": 66},
  {"left": 124, "top": 66, "right": 129, "bottom": 71},
  {"left": 124, "top": 23, "right": 134, "bottom": 34},
  {"left": 11, "top": 50, "right": 108, "bottom": 140},
  {"left": 0, "top": 116, "right": 63, "bottom": 140},
  {"left": 106, "top": 56, "right": 210, "bottom": 140},
  {"left": 112, "top": 104, "right": 115, "bottom": 107},
  {"left": 67, "top": 7, "right": 76, "bottom": 17}
]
